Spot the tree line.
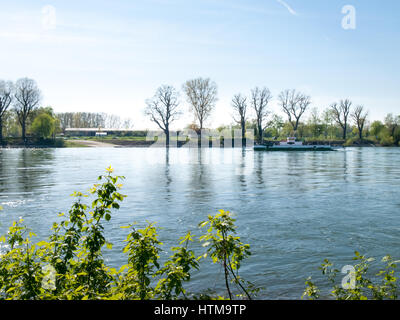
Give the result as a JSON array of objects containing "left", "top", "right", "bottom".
[
  {"left": 0, "top": 78, "right": 134, "bottom": 144},
  {"left": 0, "top": 78, "right": 41, "bottom": 143},
  {"left": 145, "top": 77, "right": 400, "bottom": 146},
  {"left": 1, "top": 77, "right": 399, "bottom": 146},
  {"left": 57, "top": 112, "right": 134, "bottom": 132}
]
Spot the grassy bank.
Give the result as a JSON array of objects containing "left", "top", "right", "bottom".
[
  {"left": 0, "top": 137, "right": 65, "bottom": 148},
  {"left": 2, "top": 136, "right": 399, "bottom": 148}
]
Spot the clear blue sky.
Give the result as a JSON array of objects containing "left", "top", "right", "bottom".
[{"left": 0, "top": 0, "right": 399, "bottom": 129}]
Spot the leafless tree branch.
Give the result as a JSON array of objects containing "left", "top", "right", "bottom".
[
  {"left": 251, "top": 87, "right": 272, "bottom": 144},
  {"left": 182, "top": 78, "right": 217, "bottom": 131},
  {"left": 279, "top": 89, "right": 311, "bottom": 134},
  {"left": 0, "top": 80, "right": 13, "bottom": 142},
  {"left": 145, "top": 85, "right": 181, "bottom": 146},
  {"left": 13, "top": 78, "right": 41, "bottom": 141},
  {"left": 330, "top": 99, "right": 352, "bottom": 140},
  {"left": 351, "top": 105, "right": 368, "bottom": 140}
]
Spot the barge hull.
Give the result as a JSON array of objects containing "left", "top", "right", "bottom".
[{"left": 254, "top": 146, "right": 335, "bottom": 151}]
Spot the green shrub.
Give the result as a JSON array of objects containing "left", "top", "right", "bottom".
[
  {"left": 0, "top": 167, "right": 255, "bottom": 300},
  {"left": 380, "top": 136, "right": 395, "bottom": 146},
  {"left": 53, "top": 138, "right": 65, "bottom": 148},
  {"left": 31, "top": 113, "right": 55, "bottom": 139},
  {"left": 343, "top": 137, "right": 357, "bottom": 147},
  {"left": 198, "top": 210, "right": 258, "bottom": 299},
  {"left": 302, "top": 252, "right": 400, "bottom": 300}
]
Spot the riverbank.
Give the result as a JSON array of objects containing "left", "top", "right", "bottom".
[
  {"left": 67, "top": 139, "right": 117, "bottom": 148},
  {"left": 0, "top": 137, "right": 65, "bottom": 148},
  {"left": 1, "top": 137, "right": 398, "bottom": 148}
]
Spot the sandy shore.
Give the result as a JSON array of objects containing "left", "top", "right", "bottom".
[{"left": 72, "top": 140, "right": 117, "bottom": 148}]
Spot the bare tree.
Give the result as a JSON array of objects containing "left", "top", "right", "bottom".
[
  {"left": 279, "top": 89, "right": 311, "bottom": 135},
  {"left": 269, "top": 113, "right": 284, "bottom": 138},
  {"left": 251, "top": 87, "right": 272, "bottom": 144},
  {"left": 122, "top": 118, "right": 134, "bottom": 129},
  {"left": 57, "top": 112, "right": 106, "bottom": 131},
  {"left": 308, "top": 107, "right": 322, "bottom": 138},
  {"left": 231, "top": 93, "right": 247, "bottom": 145},
  {"left": 331, "top": 99, "right": 352, "bottom": 140},
  {"left": 351, "top": 105, "right": 368, "bottom": 140},
  {"left": 0, "top": 80, "right": 13, "bottom": 143},
  {"left": 104, "top": 114, "right": 122, "bottom": 129},
  {"left": 321, "top": 108, "right": 334, "bottom": 139},
  {"left": 384, "top": 113, "right": 400, "bottom": 137},
  {"left": 69, "top": 112, "right": 105, "bottom": 128},
  {"left": 14, "top": 78, "right": 41, "bottom": 142},
  {"left": 145, "top": 85, "right": 181, "bottom": 147},
  {"left": 182, "top": 77, "right": 217, "bottom": 133},
  {"left": 56, "top": 112, "right": 75, "bottom": 132}
]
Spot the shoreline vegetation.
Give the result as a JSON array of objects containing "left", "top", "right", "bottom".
[
  {"left": 1, "top": 167, "right": 399, "bottom": 300},
  {"left": 1, "top": 77, "right": 400, "bottom": 149},
  {"left": 0, "top": 136, "right": 397, "bottom": 149}
]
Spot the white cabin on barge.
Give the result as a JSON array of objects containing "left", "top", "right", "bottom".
[{"left": 279, "top": 137, "right": 303, "bottom": 146}]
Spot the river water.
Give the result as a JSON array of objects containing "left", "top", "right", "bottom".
[{"left": 0, "top": 147, "right": 399, "bottom": 299}]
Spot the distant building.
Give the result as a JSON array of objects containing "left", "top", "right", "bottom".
[{"left": 65, "top": 128, "right": 136, "bottom": 136}]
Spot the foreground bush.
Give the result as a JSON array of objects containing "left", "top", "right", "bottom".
[
  {"left": 302, "top": 252, "right": 400, "bottom": 300},
  {"left": 0, "top": 167, "right": 257, "bottom": 300}
]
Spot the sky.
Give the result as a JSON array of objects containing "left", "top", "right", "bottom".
[{"left": 0, "top": 0, "right": 399, "bottom": 129}]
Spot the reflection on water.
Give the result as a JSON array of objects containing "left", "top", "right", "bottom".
[
  {"left": 0, "top": 149, "right": 55, "bottom": 196},
  {"left": 341, "top": 149, "right": 348, "bottom": 182},
  {"left": 163, "top": 149, "right": 172, "bottom": 201},
  {"left": 1, "top": 147, "right": 400, "bottom": 299},
  {"left": 236, "top": 149, "right": 248, "bottom": 189},
  {"left": 254, "top": 152, "right": 264, "bottom": 186},
  {"left": 188, "top": 148, "right": 214, "bottom": 206}
]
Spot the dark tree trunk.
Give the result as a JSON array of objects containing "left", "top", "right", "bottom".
[
  {"left": 257, "top": 124, "right": 262, "bottom": 144},
  {"left": 343, "top": 123, "right": 347, "bottom": 140},
  {"left": 0, "top": 120, "right": 3, "bottom": 145},
  {"left": 241, "top": 122, "right": 246, "bottom": 147},
  {"left": 165, "top": 129, "right": 170, "bottom": 148},
  {"left": 198, "top": 123, "right": 202, "bottom": 148},
  {"left": 22, "top": 119, "right": 26, "bottom": 143},
  {"left": 294, "top": 120, "right": 299, "bottom": 133}
]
